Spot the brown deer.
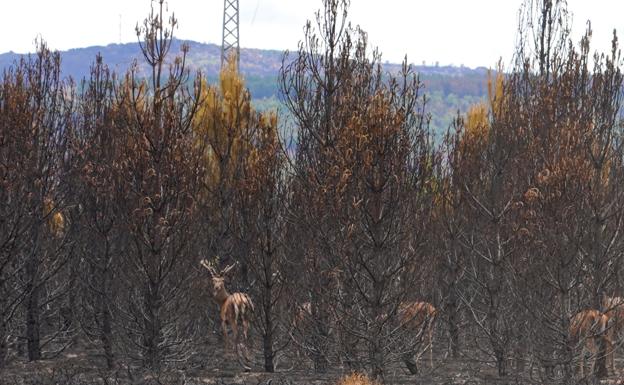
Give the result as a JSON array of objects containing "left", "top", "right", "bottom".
[
  {"left": 569, "top": 309, "right": 614, "bottom": 377},
  {"left": 602, "top": 295, "right": 623, "bottom": 371},
  {"left": 398, "top": 301, "right": 437, "bottom": 374},
  {"left": 200, "top": 259, "right": 255, "bottom": 371}
]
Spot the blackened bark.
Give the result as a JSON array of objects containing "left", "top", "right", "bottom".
[
  {"left": 447, "top": 283, "right": 461, "bottom": 359},
  {"left": 25, "top": 252, "right": 41, "bottom": 361},
  {"left": 143, "top": 282, "right": 161, "bottom": 369},
  {"left": 0, "top": 323, "right": 8, "bottom": 369},
  {"left": 263, "top": 323, "right": 274, "bottom": 372}
]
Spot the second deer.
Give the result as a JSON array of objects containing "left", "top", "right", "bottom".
[
  {"left": 569, "top": 309, "right": 614, "bottom": 377},
  {"left": 398, "top": 301, "right": 437, "bottom": 374}
]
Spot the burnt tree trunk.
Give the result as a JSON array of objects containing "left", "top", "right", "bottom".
[
  {"left": 25, "top": 251, "right": 41, "bottom": 361},
  {"left": 101, "top": 302, "right": 115, "bottom": 369},
  {"left": 594, "top": 333, "right": 609, "bottom": 379},
  {"left": 262, "top": 279, "right": 275, "bottom": 372},
  {"left": 143, "top": 281, "right": 161, "bottom": 369},
  {"left": 0, "top": 323, "right": 8, "bottom": 369},
  {"left": 311, "top": 298, "right": 329, "bottom": 373},
  {"left": 447, "top": 279, "right": 461, "bottom": 359},
  {"left": 263, "top": 319, "right": 274, "bottom": 372}
]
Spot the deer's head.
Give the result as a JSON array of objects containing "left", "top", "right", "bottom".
[{"left": 200, "top": 259, "right": 237, "bottom": 301}]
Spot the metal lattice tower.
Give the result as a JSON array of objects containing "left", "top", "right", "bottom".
[{"left": 221, "top": 0, "right": 240, "bottom": 70}]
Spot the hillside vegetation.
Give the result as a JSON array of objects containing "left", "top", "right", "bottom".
[{"left": 0, "top": 40, "right": 489, "bottom": 134}]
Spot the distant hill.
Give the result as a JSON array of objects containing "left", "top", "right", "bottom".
[{"left": 0, "top": 40, "right": 491, "bottom": 134}]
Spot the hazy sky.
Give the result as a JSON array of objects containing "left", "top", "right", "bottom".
[{"left": 1, "top": 0, "right": 622, "bottom": 68}]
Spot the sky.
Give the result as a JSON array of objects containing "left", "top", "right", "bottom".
[{"left": 1, "top": 0, "right": 622, "bottom": 69}]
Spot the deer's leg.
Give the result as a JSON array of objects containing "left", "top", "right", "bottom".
[
  {"left": 572, "top": 338, "right": 581, "bottom": 377},
  {"left": 429, "top": 326, "right": 434, "bottom": 368},
  {"left": 231, "top": 319, "right": 243, "bottom": 366},
  {"left": 414, "top": 330, "right": 421, "bottom": 370},
  {"left": 608, "top": 338, "right": 615, "bottom": 373},
  {"left": 578, "top": 351, "right": 583, "bottom": 378},
  {"left": 242, "top": 318, "right": 249, "bottom": 341},
  {"left": 580, "top": 341, "right": 589, "bottom": 378},
  {"left": 231, "top": 319, "right": 239, "bottom": 349},
  {"left": 233, "top": 321, "right": 251, "bottom": 371}
]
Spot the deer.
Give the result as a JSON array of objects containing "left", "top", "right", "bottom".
[
  {"left": 602, "top": 295, "right": 624, "bottom": 371},
  {"left": 398, "top": 301, "right": 437, "bottom": 374},
  {"left": 200, "top": 259, "right": 255, "bottom": 371},
  {"left": 569, "top": 309, "right": 614, "bottom": 377}
]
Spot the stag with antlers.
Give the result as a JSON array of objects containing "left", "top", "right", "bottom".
[{"left": 200, "top": 259, "right": 255, "bottom": 371}]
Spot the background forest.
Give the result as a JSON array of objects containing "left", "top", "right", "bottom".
[
  {"left": 0, "top": 39, "right": 490, "bottom": 136},
  {"left": 1, "top": 0, "right": 624, "bottom": 384}
]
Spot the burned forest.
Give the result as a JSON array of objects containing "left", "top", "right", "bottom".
[{"left": 1, "top": 0, "right": 624, "bottom": 384}]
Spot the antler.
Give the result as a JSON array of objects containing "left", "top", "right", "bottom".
[
  {"left": 221, "top": 261, "right": 238, "bottom": 276},
  {"left": 200, "top": 258, "right": 218, "bottom": 276}
]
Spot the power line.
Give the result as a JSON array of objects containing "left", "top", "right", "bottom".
[{"left": 221, "top": 0, "right": 240, "bottom": 70}]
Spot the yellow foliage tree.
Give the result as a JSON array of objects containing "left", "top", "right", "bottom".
[
  {"left": 193, "top": 57, "right": 282, "bottom": 372},
  {"left": 460, "top": 68, "right": 506, "bottom": 157},
  {"left": 193, "top": 59, "right": 256, "bottom": 192}
]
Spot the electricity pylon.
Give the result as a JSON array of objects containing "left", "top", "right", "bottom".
[{"left": 221, "top": 0, "right": 240, "bottom": 70}]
